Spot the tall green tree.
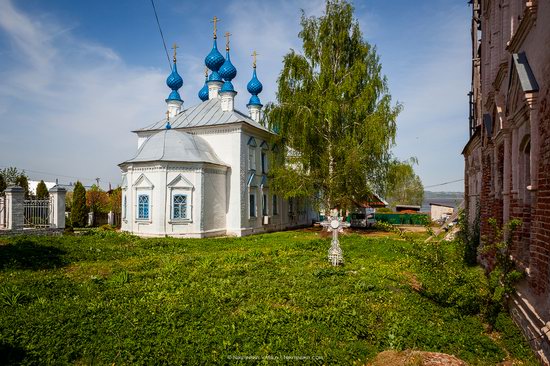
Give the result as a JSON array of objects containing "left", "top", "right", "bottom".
[
  {"left": 36, "top": 180, "right": 49, "bottom": 199},
  {"left": 71, "top": 181, "right": 88, "bottom": 227},
  {"left": 267, "top": 0, "right": 401, "bottom": 211},
  {"left": 383, "top": 158, "right": 424, "bottom": 207}
]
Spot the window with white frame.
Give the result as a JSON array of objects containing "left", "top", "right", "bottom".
[
  {"left": 137, "top": 194, "right": 150, "bottom": 220},
  {"left": 123, "top": 195, "right": 127, "bottom": 220},
  {"left": 272, "top": 194, "right": 278, "bottom": 215},
  {"left": 249, "top": 147, "right": 256, "bottom": 171},
  {"left": 249, "top": 193, "right": 256, "bottom": 218},
  {"left": 262, "top": 194, "right": 268, "bottom": 216},
  {"left": 172, "top": 194, "right": 188, "bottom": 220}
]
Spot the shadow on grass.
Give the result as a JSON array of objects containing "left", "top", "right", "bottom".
[
  {"left": 0, "top": 341, "right": 27, "bottom": 365},
  {"left": 0, "top": 238, "right": 67, "bottom": 270}
]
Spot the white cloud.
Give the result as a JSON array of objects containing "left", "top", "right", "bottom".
[{"left": 0, "top": 0, "right": 166, "bottom": 187}]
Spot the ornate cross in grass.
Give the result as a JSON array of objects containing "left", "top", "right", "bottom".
[{"left": 321, "top": 213, "right": 350, "bottom": 266}]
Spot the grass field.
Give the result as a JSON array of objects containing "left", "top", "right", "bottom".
[{"left": 0, "top": 229, "right": 537, "bottom": 365}]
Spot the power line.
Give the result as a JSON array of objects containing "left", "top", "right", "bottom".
[
  {"left": 0, "top": 165, "right": 97, "bottom": 183},
  {"left": 424, "top": 178, "right": 464, "bottom": 189},
  {"left": 150, "top": 0, "right": 171, "bottom": 70}
]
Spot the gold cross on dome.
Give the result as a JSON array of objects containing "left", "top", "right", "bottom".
[
  {"left": 251, "top": 50, "right": 259, "bottom": 68},
  {"left": 211, "top": 16, "right": 220, "bottom": 39},
  {"left": 171, "top": 43, "right": 179, "bottom": 63},
  {"left": 166, "top": 110, "right": 170, "bottom": 121},
  {"left": 224, "top": 32, "right": 231, "bottom": 51}
]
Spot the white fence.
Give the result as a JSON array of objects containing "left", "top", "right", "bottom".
[
  {"left": 0, "top": 186, "right": 66, "bottom": 232},
  {"left": 24, "top": 198, "right": 51, "bottom": 228}
]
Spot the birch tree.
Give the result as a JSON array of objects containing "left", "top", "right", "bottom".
[{"left": 267, "top": 0, "right": 401, "bottom": 211}]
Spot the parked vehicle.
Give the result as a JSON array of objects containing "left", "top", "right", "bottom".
[{"left": 350, "top": 208, "right": 376, "bottom": 228}]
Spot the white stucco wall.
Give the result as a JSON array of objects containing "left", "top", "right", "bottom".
[
  {"left": 192, "top": 127, "right": 243, "bottom": 234},
  {"left": 202, "top": 168, "right": 227, "bottom": 235},
  {"left": 123, "top": 121, "right": 317, "bottom": 238},
  {"left": 121, "top": 163, "right": 228, "bottom": 238}
]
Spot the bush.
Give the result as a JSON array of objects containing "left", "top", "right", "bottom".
[
  {"left": 71, "top": 182, "right": 88, "bottom": 228},
  {"left": 36, "top": 180, "right": 49, "bottom": 199}
]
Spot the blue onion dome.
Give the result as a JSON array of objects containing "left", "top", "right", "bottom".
[
  {"left": 221, "top": 80, "right": 235, "bottom": 93},
  {"left": 198, "top": 71, "right": 209, "bottom": 102},
  {"left": 205, "top": 39, "right": 225, "bottom": 72},
  {"left": 208, "top": 70, "right": 223, "bottom": 82},
  {"left": 219, "top": 51, "right": 237, "bottom": 81},
  {"left": 166, "top": 62, "right": 183, "bottom": 91},
  {"left": 248, "top": 94, "right": 261, "bottom": 106},
  {"left": 168, "top": 90, "right": 182, "bottom": 101},
  {"left": 247, "top": 68, "right": 263, "bottom": 96}
]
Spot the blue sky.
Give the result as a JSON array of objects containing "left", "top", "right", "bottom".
[{"left": 0, "top": 0, "right": 470, "bottom": 192}]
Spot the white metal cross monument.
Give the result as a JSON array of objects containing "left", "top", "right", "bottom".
[{"left": 321, "top": 212, "right": 350, "bottom": 266}]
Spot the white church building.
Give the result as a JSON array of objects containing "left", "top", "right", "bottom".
[{"left": 119, "top": 28, "right": 316, "bottom": 237}]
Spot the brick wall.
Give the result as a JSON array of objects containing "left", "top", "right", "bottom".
[
  {"left": 480, "top": 149, "right": 496, "bottom": 269},
  {"left": 530, "top": 85, "right": 550, "bottom": 295}
]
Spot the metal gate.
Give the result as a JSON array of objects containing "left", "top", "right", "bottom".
[{"left": 24, "top": 198, "right": 51, "bottom": 228}]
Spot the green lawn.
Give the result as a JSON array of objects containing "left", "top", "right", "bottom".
[{"left": 0, "top": 229, "right": 537, "bottom": 365}]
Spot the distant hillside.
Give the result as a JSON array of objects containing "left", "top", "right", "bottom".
[{"left": 421, "top": 191, "right": 464, "bottom": 212}]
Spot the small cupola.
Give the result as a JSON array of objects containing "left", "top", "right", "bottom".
[
  {"left": 246, "top": 51, "right": 263, "bottom": 123},
  {"left": 204, "top": 16, "right": 224, "bottom": 99},
  {"left": 198, "top": 68, "right": 209, "bottom": 102},
  {"left": 219, "top": 32, "right": 237, "bottom": 112},
  {"left": 165, "top": 43, "right": 183, "bottom": 118}
]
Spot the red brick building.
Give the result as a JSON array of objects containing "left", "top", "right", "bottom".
[{"left": 463, "top": 0, "right": 550, "bottom": 362}]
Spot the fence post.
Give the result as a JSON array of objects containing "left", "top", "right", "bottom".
[
  {"left": 49, "top": 186, "right": 67, "bottom": 229},
  {"left": 5, "top": 186, "right": 24, "bottom": 230}
]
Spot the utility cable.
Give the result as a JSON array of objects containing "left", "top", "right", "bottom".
[
  {"left": 150, "top": 0, "right": 171, "bottom": 70},
  {"left": 0, "top": 165, "right": 97, "bottom": 183},
  {"left": 424, "top": 178, "right": 464, "bottom": 189}
]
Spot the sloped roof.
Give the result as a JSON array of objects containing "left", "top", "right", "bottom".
[
  {"left": 134, "top": 98, "right": 270, "bottom": 133},
  {"left": 119, "top": 129, "right": 227, "bottom": 167}
]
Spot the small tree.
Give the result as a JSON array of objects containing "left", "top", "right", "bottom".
[
  {"left": 36, "top": 180, "right": 49, "bottom": 199},
  {"left": 71, "top": 181, "right": 88, "bottom": 227},
  {"left": 86, "top": 185, "right": 109, "bottom": 226},
  {"left": 15, "top": 175, "right": 30, "bottom": 198},
  {"left": 383, "top": 158, "right": 424, "bottom": 207},
  {"left": 1, "top": 167, "right": 23, "bottom": 185},
  {"left": 109, "top": 187, "right": 122, "bottom": 228}
]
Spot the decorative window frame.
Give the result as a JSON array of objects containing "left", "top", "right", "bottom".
[
  {"left": 248, "top": 136, "right": 257, "bottom": 171},
  {"left": 167, "top": 174, "right": 194, "bottom": 224},
  {"left": 171, "top": 193, "right": 190, "bottom": 221},
  {"left": 249, "top": 190, "right": 257, "bottom": 219},
  {"left": 137, "top": 193, "right": 151, "bottom": 221},
  {"left": 133, "top": 174, "right": 154, "bottom": 224}
]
